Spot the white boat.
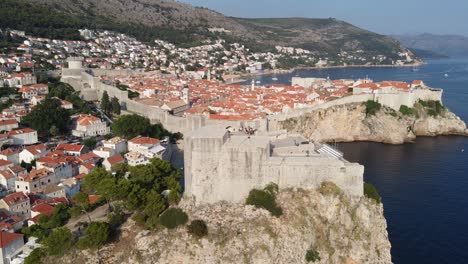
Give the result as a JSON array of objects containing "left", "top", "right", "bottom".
[
  {"left": 256, "top": 80, "right": 261, "bottom": 84},
  {"left": 444, "top": 73, "right": 449, "bottom": 78},
  {"left": 272, "top": 77, "right": 278, "bottom": 81}
]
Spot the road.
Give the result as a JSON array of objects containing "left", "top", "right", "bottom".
[{"left": 65, "top": 204, "right": 109, "bottom": 232}]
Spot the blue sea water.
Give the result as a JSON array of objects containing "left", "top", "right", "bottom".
[{"left": 243, "top": 58, "right": 468, "bottom": 264}]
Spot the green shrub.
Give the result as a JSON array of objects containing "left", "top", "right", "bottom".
[
  {"left": 364, "top": 183, "right": 381, "bottom": 203},
  {"left": 24, "top": 248, "right": 45, "bottom": 264},
  {"left": 305, "top": 248, "right": 321, "bottom": 262},
  {"left": 365, "top": 100, "right": 381, "bottom": 116},
  {"left": 399, "top": 105, "right": 415, "bottom": 116},
  {"left": 187, "top": 219, "right": 208, "bottom": 237},
  {"left": 42, "top": 227, "right": 74, "bottom": 256},
  {"left": 159, "top": 208, "right": 189, "bottom": 229},
  {"left": 77, "top": 222, "right": 111, "bottom": 249},
  {"left": 419, "top": 100, "right": 445, "bottom": 116},
  {"left": 246, "top": 189, "right": 283, "bottom": 217}
]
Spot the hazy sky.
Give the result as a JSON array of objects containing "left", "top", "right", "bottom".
[{"left": 180, "top": 0, "right": 468, "bottom": 36}]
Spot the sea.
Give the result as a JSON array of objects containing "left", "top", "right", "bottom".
[{"left": 242, "top": 58, "right": 468, "bottom": 264}]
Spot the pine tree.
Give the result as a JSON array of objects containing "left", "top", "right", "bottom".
[
  {"left": 100, "top": 91, "right": 111, "bottom": 115},
  {"left": 111, "top": 96, "right": 121, "bottom": 115}
]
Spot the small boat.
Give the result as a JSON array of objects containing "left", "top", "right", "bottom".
[
  {"left": 412, "top": 68, "right": 420, "bottom": 72},
  {"left": 272, "top": 77, "right": 278, "bottom": 81},
  {"left": 256, "top": 80, "right": 261, "bottom": 84},
  {"left": 444, "top": 73, "right": 449, "bottom": 78}
]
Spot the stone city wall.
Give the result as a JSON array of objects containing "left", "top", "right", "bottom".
[{"left": 184, "top": 127, "right": 364, "bottom": 205}]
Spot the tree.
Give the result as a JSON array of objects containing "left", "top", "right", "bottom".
[
  {"left": 246, "top": 188, "right": 283, "bottom": 217},
  {"left": 111, "top": 96, "right": 121, "bottom": 115},
  {"left": 111, "top": 114, "right": 152, "bottom": 139},
  {"left": 83, "top": 137, "right": 97, "bottom": 149},
  {"left": 24, "top": 248, "right": 45, "bottom": 264},
  {"left": 21, "top": 98, "right": 71, "bottom": 137},
  {"left": 159, "top": 208, "right": 188, "bottom": 229},
  {"left": 77, "top": 222, "right": 110, "bottom": 249},
  {"left": 72, "top": 192, "right": 92, "bottom": 222},
  {"left": 42, "top": 227, "right": 73, "bottom": 256},
  {"left": 100, "top": 91, "right": 111, "bottom": 115}
]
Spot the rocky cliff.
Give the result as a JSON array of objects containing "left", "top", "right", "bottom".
[
  {"left": 50, "top": 186, "right": 392, "bottom": 264},
  {"left": 280, "top": 103, "right": 468, "bottom": 144}
]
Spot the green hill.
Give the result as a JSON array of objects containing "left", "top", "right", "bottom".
[{"left": 1, "top": 0, "right": 413, "bottom": 59}]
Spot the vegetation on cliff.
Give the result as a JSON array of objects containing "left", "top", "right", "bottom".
[
  {"left": 46, "top": 185, "right": 392, "bottom": 264},
  {"left": 1, "top": 0, "right": 412, "bottom": 57}
]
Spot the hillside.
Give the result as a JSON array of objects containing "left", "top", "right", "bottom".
[
  {"left": 1, "top": 0, "right": 412, "bottom": 58},
  {"left": 46, "top": 187, "right": 392, "bottom": 264},
  {"left": 394, "top": 33, "right": 468, "bottom": 56}
]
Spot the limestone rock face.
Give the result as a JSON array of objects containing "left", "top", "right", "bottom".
[
  {"left": 280, "top": 103, "right": 467, "bottom": 144},
  {"left": 52, "top": 189, "right": 392, "bottom": 264}
]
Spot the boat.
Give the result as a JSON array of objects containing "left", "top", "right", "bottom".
[
  {"left": 412, "top": 68, "right": 420, "bottom": 72},
  {"left": 256, "top": 80, "right": 261, "bottom": 84},
  {"left": 444, "top": 73, "right": 449, "bottom": 78},
  {"left": 272, "top": 77, "right": 278, "bottom": 81}
]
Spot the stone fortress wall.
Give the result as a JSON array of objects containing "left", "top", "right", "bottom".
[
  {"left": 184, "top": 126, "right": 364, "bottom": 204},
  {"left": 62, "top": 61, "right": 443, "bottom": 136},
  {"left": 60, "top": 62, "right": 443, "bottom": 204}
]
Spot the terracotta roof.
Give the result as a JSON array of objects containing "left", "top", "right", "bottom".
[
  {"left": 0, "top": 119, "right": 18, "bottom": 126},
  {"left": 0, "top": 148, "right": 20, "bottom": 156},
  {"left": 19, "top": 168, "right": 53, "bottom": 182},
  {"left": 56, "top": 143, "right": 84, "bottom": 153},
  {"left": 74, "top": 114, "right": 100, "bottom": 126},
  {"left": 31, "top": 203, "right": 54, "bottom": 215},
  {"left": 23, "top": 144, "right": 47, "bottom": 155},
  {"left": 107, "top": 154, "right": 124, "bottom": 165},
  {"left": 8, "top": 128, "right": 36, "bottom": 136},
  {"left": 129, "top": 136, "right": 159, "bottom": 145},
  {"left": 0, "top": 160, "right": 12, "bottom": 167},
  {"left": 2, "top": 192, "right": 28, "bottom": 206},
  {"left": 0, "top": 231, "right": 23, "bottom": 248},
  {"left": 88, "top": 195, "right": 101, "bottom": 205},
  {"left": 74, "top": 173, "right": 87, "bottom": 180}
]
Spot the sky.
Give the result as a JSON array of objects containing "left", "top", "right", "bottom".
[{"left": 180, "top": 0, "right": 468, "bottom": 36}]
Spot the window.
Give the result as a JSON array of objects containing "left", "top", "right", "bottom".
[
  {"left": 48, "top": 179, "right": 50, "bottom": 183},
  {"left": 34, "top": 184, "right": 37, "bottom": 188},
  {"left": 25, "top": 186, "right": 28, "bottom": 190}
]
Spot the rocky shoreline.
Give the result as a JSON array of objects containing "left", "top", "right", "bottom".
[{"left": 280, "top": 102, "right": 468, "bottom": 145}]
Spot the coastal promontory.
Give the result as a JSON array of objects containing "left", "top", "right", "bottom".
[{"left": 280, "top": 100, "right": 468, "bottom": 145}]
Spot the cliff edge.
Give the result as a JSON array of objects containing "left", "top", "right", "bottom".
[
  {"left": 49, "top": 186, "right": 392, "bottom": 264},
  {"left": 280, "top": 102, "right": 468, "bottom": 144}
]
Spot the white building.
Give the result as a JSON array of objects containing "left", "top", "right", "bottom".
[
  {"left": 102, "top": 154, "right": 125, "bottom": 171},
  {"left": 8, "top": 128, "right": 38, "bottom": 145},
  {"left": 55, "top": 144, "right": 86, "bottom": 156},
  {"left": 72, "top": 114, "right": 110, "bottom": 138},
  {"left": 0, "top": 148, "right": 19, "bottom": 164},
  {"left": 0, "top": 192, "right": 30, "bottom": 220},
  {"left": 15, "top": 168, "right": 57, "bottom": 194},
  {"left": 102, "top": 137, "right": 127, "bottom": 155},
  {"left": 0, "top": 119, "right": 18, "bottom": 132},
  {"left": 19, "top": 144, "right": 48, "bottom": 164},
  {"left": 124, "top": 151, "right": 149, "bottom": 166},
  {"left": 0, "top": 232, "right": 24, "bottom": 264}
]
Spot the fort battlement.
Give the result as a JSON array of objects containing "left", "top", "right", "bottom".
[{"left": 184, "top": 126, "right": 364, "bottom": 204}]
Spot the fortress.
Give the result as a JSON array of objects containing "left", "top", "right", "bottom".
[
  {"left": 184, "top": 126, "right": 363, "bottom": 204},
  {"left": 61, "top": 59, "right": 444, "bottom": 204}
]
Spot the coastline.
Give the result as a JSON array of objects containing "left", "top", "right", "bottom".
[{"left": 224, "top": 61, "right": 425, "bottom": 83}]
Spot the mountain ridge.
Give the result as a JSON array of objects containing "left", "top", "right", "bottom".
[
  {"left": 393, "top": 33, "right": 468, "bottom": 56},
  {"left": 1, "top": 0, "right": 414, "bottom": 59}
]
